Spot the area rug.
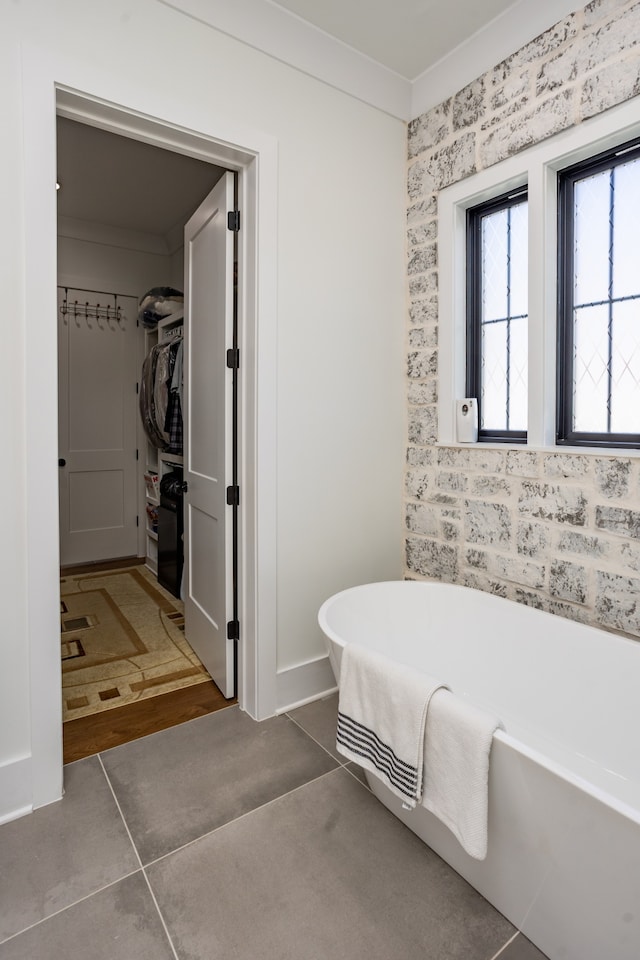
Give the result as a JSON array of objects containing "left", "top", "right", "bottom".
[{"left": 60, "top": 564, "right": 211, "bottom": 721}]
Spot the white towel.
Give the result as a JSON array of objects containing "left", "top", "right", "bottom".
[
  {"left": 421, "top": 688, "right": 503, "bottom": 860},
  {"left": 336, "top": 643, "right": 445, "bottom": 808}
]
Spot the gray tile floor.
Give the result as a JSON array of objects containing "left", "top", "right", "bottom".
[{"left": 0, "top": 695, "right": 548, "bottom": 960}]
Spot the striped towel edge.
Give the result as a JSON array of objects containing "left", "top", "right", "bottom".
[{"left": 337, "top": 711, "right": 419, "bottom": 804}]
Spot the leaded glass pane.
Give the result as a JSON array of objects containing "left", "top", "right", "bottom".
[
  {"left": 611, "top": 299, "right": 640, "bottom": 433},
  {"left": 574, "top": 171, "right": 609, "bottom": 307},
  {"left": 481, "top": 320, "right": 508, "bottom": 430},
  {"left": 481, "top": 209, "right": 508, "bottom": 322},
  {"left": 612, "top": 158, "right": 640, "bottom": 300},
  {"left": 508, "top": 315, "right": 528, "bottom": 431},
  {"left": 479, "top": 198, "right": 528, "bottom": 434},
  {"left": 573, "top": 304, "right": 609, "bottom": 433},
  {"left": 509, "top": 202, "right": 528, "bottom": 318}
]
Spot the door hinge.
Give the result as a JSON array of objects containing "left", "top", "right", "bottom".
[
  {"left": 136, "top": 515, "right": 139, "bottom": 527},
  {"left": 226, "top": 485, "right": 240, "bottom": 506},
  {"left": 136, "top": 448, "right": 139, "bottom": 461},
  {"left": 226, "top": 347, "right": 240, "bottom": 369},
  {"left": 227, "top": 619, "right": 240, "bottom": 641},
  {"left": 136, "top": 381, "right": 139, "bottom": 394},
  {"left": 227, "top": 210, "right": 240, "bottom": 232}
]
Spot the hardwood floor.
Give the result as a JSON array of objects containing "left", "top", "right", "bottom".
[
  {"left": 61, "top": 555, "right": 236, "bottom": 764},
  {"left": 61, "top": 556, "right": 145, "bottom": 577},
  {"left": 63, "top": 681, "right": 236, "bottom": 763}
]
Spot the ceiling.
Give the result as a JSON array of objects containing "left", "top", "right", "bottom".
[
  {"left": 56, "top": 117, "right": 225, "bottom": 238},
  {"left": 270, "top": 0, "right": 520, "bottom": 80},
  {"left": 56, "top": 1, "right": 570, "bottom": 234},
  {"left": 161, "top": 0, "right": 575, "bottom": 118}
]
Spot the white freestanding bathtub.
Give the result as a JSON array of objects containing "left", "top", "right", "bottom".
[{"left": 318, "top": 581, "right": 640, "bottom": 960}]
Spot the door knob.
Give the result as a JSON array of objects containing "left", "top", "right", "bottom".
[{"left": 58, "top": 458, "right": 66, "bottom": 467}]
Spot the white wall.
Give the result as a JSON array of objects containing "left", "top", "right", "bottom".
[
  {"left": 58, "top": 231, "right": 172, "bottom": 298},
  {"left": 57, "top": 225, "right": 174, "bottom": 564},
  {"left": 169, "top": 247, "right": 184, "bottom": 292},
  {"left": 1, "top": 0, "right": 406, "bottom": 819}
]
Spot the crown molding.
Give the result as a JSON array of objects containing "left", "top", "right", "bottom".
[
  {"left": 411, "top": 0, "right": 579, "bottom": 118},
  {"left": 158, "top": 0, "right": 412, "bottom": 121},
  {"left": 158, "top": 0, "right": 579, "bottom": 123}
]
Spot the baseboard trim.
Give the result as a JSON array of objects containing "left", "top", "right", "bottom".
[
  {"left": 0, "top": 756, "right": 33, "bottom": 824},
  {"left": 276, "top": 655, "right": 337, "bottom": 714}
]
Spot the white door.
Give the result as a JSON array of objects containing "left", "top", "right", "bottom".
[
  {"left": 183, "top": 172, "right": 237, "bottom": 697},
  {"left": 57, "top": 290, "right": 139, "bottom": 566}
]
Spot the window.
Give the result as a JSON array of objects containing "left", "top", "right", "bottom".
[
  {"left": 466, "top": 189, "right": 528, "bottom": 442},
  {"left": 438, "top": 96, "right": 640, "bottom": 451},
  {"left": 557, "top": 137, "right": 640, "bottom": 449}
]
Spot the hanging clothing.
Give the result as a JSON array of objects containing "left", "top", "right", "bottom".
[
  {"left": 165, "top": 338, "right": 184, "bottom": 455},
  {"left": 139, "top": 344, "right": 167, "bottom": 449},
  {"left": 165, "top": 392, "right": 183, "bottom": 455},
  {"left": 139, "top": 336, "right": 184, "bottom": 453},
  {"left": 171, "top": 339, "right": 184, "bottom": 406},
  {"left": 153, "top": 342, "right": 173, "bottom": 445}
]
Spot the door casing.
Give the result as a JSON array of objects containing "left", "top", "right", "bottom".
[{"left": 21, "top": 56, "right": 278, "bottom": 811}]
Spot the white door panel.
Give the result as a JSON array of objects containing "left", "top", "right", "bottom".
[
  {"left": 58, "top": 290, "right": 139, "bottom": 565},
  {"left": 183, "top": 172, "right": 236, "bottom": 697}
]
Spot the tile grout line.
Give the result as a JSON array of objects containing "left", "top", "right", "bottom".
[
  {"left": 488, "top": 931, "right": 521, "bottom": 960},
  {"left": 97, "top": 753, "right": 144, "bottom": 871},
  {"left": 141, "top": 763, "right": 349, "bottom": 872},
  {"left": 139, "top": 871, "right": 181, "bottom": 960},
  {"left": 0, "top": 870, "right": 143, "bottom": 948},
  {"left": 93, "top": 710, "right": 345, "bottom": 878},
  {"left": 4, "top": 745, "right": 519, "bottom": 957},
  {"left": 285, "top": 711, "right": 349, "bottom": 766},
  {"left": 0, "top": 756, "right": 147, "bottom": 948},
  {"left": 342, "top": 762, "right": 372, "bottom": 791},
  {"left": 283, "top": 711, "right": 390, "bottom": 794},
  {"left": 98, "top": 754, "right": 181, "bottom": 960},
  {"left": 287, "top": 711, "right": 523, "bottom": 955}
]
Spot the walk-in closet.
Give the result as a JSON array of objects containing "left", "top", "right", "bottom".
[{"left": 56, "top": 117, "right": 237, "bottom": 760}]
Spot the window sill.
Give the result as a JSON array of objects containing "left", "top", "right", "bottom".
[{"left": 435, "top": 440, "right": 640, "bottom": 458}]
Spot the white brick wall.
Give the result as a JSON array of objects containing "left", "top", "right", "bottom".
[{"left": 405, "top": 0, "right": 640, "bottom": 641}]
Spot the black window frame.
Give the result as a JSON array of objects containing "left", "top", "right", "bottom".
[
  {"left": 557, "top": 136, "right": 640, "bottom": 450},
  {"left": 466, "top": 187, "right": 528, "bottom": 444}
]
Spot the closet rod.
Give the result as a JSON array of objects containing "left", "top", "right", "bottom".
[
  {"left": 163, "top": 326, "right": 184, "bottom": 341},
  {"left": 57, "top": 284, "right": 138, "bottom": 299}
]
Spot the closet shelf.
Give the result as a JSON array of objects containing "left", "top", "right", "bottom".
[{"left": 158, "top": 310, "right": 184, "bottom": 330}]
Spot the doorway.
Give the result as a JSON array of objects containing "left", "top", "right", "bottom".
[
  {"left": 56, "top": 117, "right": 238, "bottom": 757},
  {"left": 20, "top": 76, "right": 281, "bottom": 810}
]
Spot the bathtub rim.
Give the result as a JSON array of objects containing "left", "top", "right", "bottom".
[
  {"left": 318, "top": 579, "right": 639, "bottom": 649},
  {"left": 318, "top": 580, "right": 640, "bottom": 829}
]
